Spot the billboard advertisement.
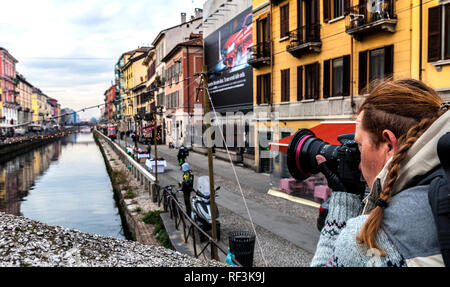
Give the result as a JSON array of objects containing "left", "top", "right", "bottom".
[{"left": 204, "top": 7, "right": 253, "bottom": 113}]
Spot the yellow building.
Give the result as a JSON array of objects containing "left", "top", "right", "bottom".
[
  {"left": 120, "top": 48, "right": 150, "bottom": 130},
  {"left": 31, "top": 92, "right": 40, "bottom": 123},
  {"left": 250, "top": 0, "right": 450, "bottom": 172}
]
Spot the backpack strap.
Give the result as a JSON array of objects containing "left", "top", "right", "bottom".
[{"left": 428, "top": 132, "right": 450, "bottom": 267}]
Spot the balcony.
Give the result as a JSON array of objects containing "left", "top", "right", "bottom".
[
  {"left": 286, "top": 24, "right": 321, "bottom": 58},
  {"left": 248, "top": 42, "right": 271, "bottom": 68},
  {"left": 345, "top": 0, "right": 397, "bottom": 40}
]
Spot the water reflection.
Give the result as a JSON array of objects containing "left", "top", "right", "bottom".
[{"left": 0, "top": 132, "right": 125, "bottom": 240}]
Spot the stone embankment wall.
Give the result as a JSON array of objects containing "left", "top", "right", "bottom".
[
  {"left": 94, "top": 131, "right": 160, "bottom": 245},
  {"left": 0, "top": 128, "right": 77, "bottom": 161}
]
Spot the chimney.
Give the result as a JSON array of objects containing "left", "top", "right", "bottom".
[
  {"left": 194, "top": 8, "right": 203, "bottom": 18},
  {"left": 181, "top": 12, "right": 187, "bottom": 23}
]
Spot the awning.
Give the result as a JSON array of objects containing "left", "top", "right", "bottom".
[{"left": 269, "top": 121, "right": 356, "bottom": 153}]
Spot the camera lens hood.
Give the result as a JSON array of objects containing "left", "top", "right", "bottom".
[{"left": 287, "top": 129, "right": 315, "bottom": 180}]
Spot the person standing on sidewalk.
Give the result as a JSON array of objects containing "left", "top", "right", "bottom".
[
  {"left": 311, "top": 79, "right": 449, "bottom": 267},
  {"left": 180, "top": 163, "right": 194, "bottom": 218}
]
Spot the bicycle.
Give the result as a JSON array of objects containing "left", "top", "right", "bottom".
[{"left": 161, "top": 185, "right": 181, "bottom": 219}]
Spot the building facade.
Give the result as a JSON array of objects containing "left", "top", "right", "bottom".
[
  {"left": 0, "top": 47, "right": 19, "bottom": 127},
  {"left": 250, "top": 0, "right": 450, "bottom": 173},
  {"left": 162, "top": 33, "right": 204, "bottom": 147},
  {"left": 16, "top": 73, "right": 34, "bottom": 125},
  {"left": 152, "top": 12, "right": 203, "bottom": 144},
  {"left": 47, "top": 97, "right": 59, "bottom": 125},
  {"left": 104, "top": 84, "right": 117, "bottom": 123},
  {"left": 121, "top": 48, "right": 150, "bottom": 131}
]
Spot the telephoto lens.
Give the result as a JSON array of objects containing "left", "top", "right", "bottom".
[{"left": 286, "top": 129, "right": 361, "bottom": 182}]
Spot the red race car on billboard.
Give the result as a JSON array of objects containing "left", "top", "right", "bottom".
[{"left": 221, "top": 13, "right": 253, "bottom": 69}]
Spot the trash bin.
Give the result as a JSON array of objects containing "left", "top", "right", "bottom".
[{"left": 228, "top": 231, "right": 256, "bottom": 267}]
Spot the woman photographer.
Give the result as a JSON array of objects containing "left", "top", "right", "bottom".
[{"left": 311, "top": 79, "right": 450, "bottom": 267}]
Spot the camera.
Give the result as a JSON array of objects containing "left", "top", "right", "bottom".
[{"left": 286, "top": 129, "right": 362, "bottom": 184}]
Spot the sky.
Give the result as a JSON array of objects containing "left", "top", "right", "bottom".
[{"left": 0, "top": 0, "right": 205, "bottom": 120}]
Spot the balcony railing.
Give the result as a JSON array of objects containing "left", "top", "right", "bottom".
[
  {"left": 247, "top": 42, "right": 271, "bottom": 68},
  {"left": 286, "top": 24, "right": 321, "bottom": 58},
  {"left": 346, "top": 0, "right": 397, "bottom": 40}
]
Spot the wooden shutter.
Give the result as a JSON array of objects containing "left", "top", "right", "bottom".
[
  {"left": 280, "top": 5, "right": 290, "bottom": 38},
  {"left": 443, "top": 5, "right": 450, "bottom": 60},
  {"left": 314, "top": 62, "right": 320, "bottom": 99},
  {"left": 281, "top": 69, "right": 290, "bottom": 102},
  {"left": 384, "top": 45, "right": 394, "bottom": 77},
  {"left": 359, "top": 50, "right": 368, "bottom": 93},
  {"left": 323, "top": 0, "right": 331, "bottom": 23},
  {"left": 297, "top": 66, "right": 303, "bottom": 101},
  {"left": 256, "top": 18, "right": 261, "bottom": 44},
  {"left": 287, "top": 69, "right": 291, "bottom": 101},
  {"left": 343, "top": 55, "right": 351, "bottom": 97},
  {"left": 446, "top": 5, "right": 450, "bottom": 59},
  {"left": 323, "top": 60, "right": 331, "bottom": 98},
  {"left": 344, "top": 0, "right": 350, "bottom": 16},
  {"left": 257, "top": 75, "right": 262, "bottom": 105},
  {"left": 298, "top": 0, "right": 303, "bottom": 29},
  {"left": 256, "top": 18, "right": 261, "bottom": 57},
  {"left": 428, "top": 6, "right": 442, "bottom": 62}
]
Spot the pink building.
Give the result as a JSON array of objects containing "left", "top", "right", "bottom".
[
  {"left": 47, "top": 97, "right": 59, "bottom": 124},
  {"left": 104, "top": 84, "right": 117, "bottom": 122},
  {"left": 0, "top": 47, "right": 19, "bottom": 126}
]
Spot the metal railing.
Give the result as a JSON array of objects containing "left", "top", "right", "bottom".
[
  {"left": 157, "top": 187, "right": 241, "bottom": 266},
  {"left": 287, "top": 23, "right": 321, "bottom": 49},
  {"left": 346, "top": 0, "right": 396, "bottom": 30},
  {"left": 248, "top": 42, "right": 271, "bottom": 61},
  {"left": 95, "top": 130, "right": 240, "bottom": 265}
]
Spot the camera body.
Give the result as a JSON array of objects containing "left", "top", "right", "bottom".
[{"left": 287, "top": 129, "right": 362, "bottom": 184}]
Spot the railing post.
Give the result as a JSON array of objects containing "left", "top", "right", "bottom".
[{"left": 192, "top": 226, "right": 197, "bottom": 257}]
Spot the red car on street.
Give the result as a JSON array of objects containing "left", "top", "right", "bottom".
[{"left": 221, "top": 13, "right": 253, "bottom": 68}]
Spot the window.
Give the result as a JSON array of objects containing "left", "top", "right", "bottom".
[
  {"left": 428, "top": 4, "right": 450, "bottom": 62},
  {"left": 333, "top": 0, "right": 343, "bottom": 18},
  {"left": 281, "top": 69, "right": 290, "bottom": 102},
  {"left": 359, "top": 45, "right": 393, "bottom": 93},
  {"left": 332, "top": 57, "right": 344, "bottom": 96},
  {"left": 323, "top": 0, "right": 349, "bottom": 22},
  {"left": 280, "top": 4, "right": 290, "bottom": 38},
  {"left": 256, "top": 73, "right": 271, "bottom": 105},
  {"left": 369, "top": 48, "right": 385, "bottom": 83},
  {"left": 305, "top": 62, "right": 320, "bottom": 99}
]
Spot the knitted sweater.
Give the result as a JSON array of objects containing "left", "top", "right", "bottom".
[{"left": 310, "top": 192, "right": 407, "bottom": 267}]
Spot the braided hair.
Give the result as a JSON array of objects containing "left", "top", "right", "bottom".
[{"left": 355, "top": 79, "right": 447, "bottom": 255}]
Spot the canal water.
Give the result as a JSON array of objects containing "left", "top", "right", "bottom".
[{"left": 0, "top": 132, "right": 126, "bottom": 240}]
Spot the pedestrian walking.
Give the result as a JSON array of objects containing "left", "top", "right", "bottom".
[{"left": 311, "top": 79, "right": 450, "bottom": 267}]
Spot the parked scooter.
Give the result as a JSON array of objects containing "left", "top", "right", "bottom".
[{"left": 190, "top": 176, "right": 221, "bottom": 241}]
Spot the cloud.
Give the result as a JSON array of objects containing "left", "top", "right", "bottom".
[{"left": 1, "top": 0, "right": 205, "bottom": 120}]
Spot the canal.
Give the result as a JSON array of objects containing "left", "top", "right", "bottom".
[{"left": 0, "top": 132, "right": 126, "bottom": 240}]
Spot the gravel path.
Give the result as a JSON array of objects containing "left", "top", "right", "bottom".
[{"left": 0, "top": 212, "right": 227, "bottom": 267}]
